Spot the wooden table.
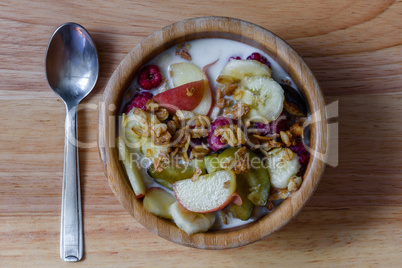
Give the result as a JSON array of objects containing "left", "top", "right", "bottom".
[{"left": 1, "top": 0, "right": 401, "bottom": 266}]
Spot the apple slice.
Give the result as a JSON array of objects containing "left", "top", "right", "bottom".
[
  {"left": 173, "top": 170, "right": 241, "bottom": 213},
  {"left": 143, "top": 188, "right": 176, "bottom": 219},
  {"left": 191, "top": 80, "right": 212, "bottom": 115},
  {"left": 117, "top": 136, "right": 146, "bottom": 198},
  {"left": 169, "top": 201, "right": 215, "bottom": 235},
  {"left": 170, "top": 62, "right": 213, "bottom": 115},
  {"left": 154, "top": 80, "right": 205, "bottom": 113},
  {"left": 170, "top": 62, "right": 206, "bottom": 87}
]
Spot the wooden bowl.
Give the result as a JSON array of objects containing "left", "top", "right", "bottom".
[{"left": 98, "top": 17, "right": 328, "bottom": 249}]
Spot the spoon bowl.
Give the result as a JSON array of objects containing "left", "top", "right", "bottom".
[
  {"left": 46, "top": 23, "right": 98, "bottom": 104},
  {"left": 45, "top": 22, "right": 98, "bottom": 262}
]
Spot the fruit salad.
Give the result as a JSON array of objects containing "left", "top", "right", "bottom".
[{"left": 118, "top": 39, "right": 310, "bottom": 235}]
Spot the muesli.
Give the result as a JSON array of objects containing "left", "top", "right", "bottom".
[{"left": 118, "top": 39, "right": 310, "bottom": 234}]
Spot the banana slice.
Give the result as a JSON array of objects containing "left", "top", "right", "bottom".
[
  {"left": 121, "top": 108, "right": 169, "bottom": 159},
  {"left": 216, "top": 60, "right": 272, "bottom": 84},
  {"left": 267, "top": 148, "right": 300, "bottom": 189},
  {"left": 236, "top": 75, "right": 284, "bottom": 122},
  {"left": 140, "top": 139, "right": 169, "bottom": 159}
]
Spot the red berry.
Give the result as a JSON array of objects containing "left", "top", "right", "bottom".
[
  {"left": 124, "top": 92, "right": 153, "bottom": 113},
  {"left": 246, "top": 52, "right": 271, "bottom": 68},
  {"left": 254, "top": 113, "right": 287, "bottom": 135},
  {"left": 137, "top": 65, "right": 164, "bottom": 90},
  {"left": 229, "top": 56, "right": 241, "bottom": 61},
  {"left": 208, "top": 117, "right": 237, "bottom": 151},
  {"left": 290, "top": 142, "right": 310, "bottom": 166}
]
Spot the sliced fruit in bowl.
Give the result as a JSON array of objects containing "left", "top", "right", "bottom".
[
  {"left": 147, "top": 163, "right": 197, "bottom": 190},
  {"left": 267, "top": 148, "right": 300, "bottom": 189},
  {"left": 173, "top": 170, "right": 241, "bottom": 213},
  {"left": 204, "top": 147, "right": 270, "bottom": 207},
  {"left": 216, "top": 59, "right": 272, "bottom": 84},
  {"left": 154, "top": 80, "right": 205, "bottom": 113},
  {"left": 143, "top": 187, "right": 176, "bottom": 219},
  {"left": 169, "top": 202, "right": 215, "bottom": 235},
  {"left": 169, "top": 62, "right": 213, "bottom": 115},
  {"left": 117, "top": 136, "right": 146, "bottom": 198},
  {"left": 235, "top": 75, "right": 284, "bottom": 123}
]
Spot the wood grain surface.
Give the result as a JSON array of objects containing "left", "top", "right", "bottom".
[{"left": 0, "top": 0, "right": 401, "bottom": 266}]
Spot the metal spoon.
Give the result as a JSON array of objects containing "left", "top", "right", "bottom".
[{"left": 45, "top": 22, "right": 99, "bottom": 262}]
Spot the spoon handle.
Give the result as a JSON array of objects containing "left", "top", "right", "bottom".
[{"left": 60, "top": 105, "right": 83, "bottom": 262}]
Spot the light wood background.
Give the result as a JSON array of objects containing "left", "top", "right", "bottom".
[{"left": 1, "top": 0, "right": 401, "bottom": 266}]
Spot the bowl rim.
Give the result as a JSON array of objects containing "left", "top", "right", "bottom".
[{"left": 98, "top": 16, "right": 328, "bottom": 249}]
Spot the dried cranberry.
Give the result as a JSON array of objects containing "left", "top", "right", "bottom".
[
  {"left": 254, "top": 113, "right": 287, "bottom": 135},
  {"left": 254, "top": 123, "right": 270, "bottom": 135},
  {"left": 137, "top": 65, "right": 163, "bottom": 90},
  {"left": 208, "top": 117, "right": 235, "bottom": 151},
  {"left": 290, "top": 142, "right": 310, "bottom": 166},
  {"left": 124, "top": 91, "right": 153, "bottom": 113},
  {"left": 229, "top": 56, "right": 241, "bottom": 61},
  {"left": 246, "top": 52, "right": 271, "bottom": 68}
]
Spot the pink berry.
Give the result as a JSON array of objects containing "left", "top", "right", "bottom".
[
  {"left": 208, "top": 117, "right": 236, "bottom": 151},
  {"left": 124, "top": 92, "right": 153, "bottom": 113},
  {"left": 229, "top": 56, "right": 241, "bottom": 61},
  {"left": 246, "top": 52, "right": 271, "bottom": 68},
  {"left": 254, "top": 113, "right": 287, "bottom": 135},
  {"left": 290, "top": 142, "right": 310, "bottom": 166},
  {"left": 137, "top": 65, "right": 164, "bottom": 90}
]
